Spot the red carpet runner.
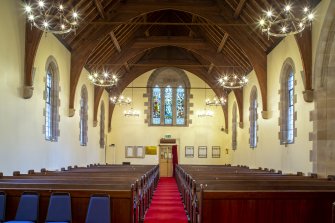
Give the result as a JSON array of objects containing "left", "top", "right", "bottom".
[{"left": 144, "top": 177, "right": 188, "bottom": 223}]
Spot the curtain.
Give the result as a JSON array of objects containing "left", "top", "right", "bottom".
[{"left": 172, "top": 145, "right": 178, "bottom": 177}]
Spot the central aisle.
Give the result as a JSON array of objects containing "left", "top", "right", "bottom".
[{"left": 144, "top": 177, "right": 188, "bottom": 223}]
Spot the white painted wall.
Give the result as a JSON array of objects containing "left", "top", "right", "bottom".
[
  {"left": 229, "top": 35, "right": 314, "bottom": 174},
  {"left": 0, "top": 0, "right": 107, "bottom": 175},
  {"left": 108, "top": 70, "right": 230, "bottom": 165}
]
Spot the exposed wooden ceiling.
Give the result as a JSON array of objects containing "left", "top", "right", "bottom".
[{"left": 23, "top": 0, "right": 320, "bottom": 130}]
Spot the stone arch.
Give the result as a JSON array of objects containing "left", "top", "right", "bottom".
[
  {"left": 146, "top": 67, "right": 191, "bottom": 126},
  {"left": 312, "top": 0, "right": 335, "bottom": 177}
]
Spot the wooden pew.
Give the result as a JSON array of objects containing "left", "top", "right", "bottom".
[
  {"left": 0, "top": 164, "right": 159, "bottom": 223},
  {"left": 175, "top": 165, "right": 335, "bottom": 223}
]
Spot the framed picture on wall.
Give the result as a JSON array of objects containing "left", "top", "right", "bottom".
[
  {"left": 198, "top": 146, "right": 207, "bottom": 158},
  {"left": 125, "top": 146, "right": 134, "bottom": 158},
  {"left": 136, "top": 146, "right": 145, "bottom": 158},
  {"left": 185, "top": 146, "right": 194, "bottom": 158},
  {"left": 212, "top": 146, "right": 220, "bottom": 158}
]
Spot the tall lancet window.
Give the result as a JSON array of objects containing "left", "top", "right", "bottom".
[
  {"left": 164, "top": 86, "right": 173, "bottom": 124},
  {"left": 249, "top": 87, "right": 258, "bottom": 148},
  {"left": 232, "top": 103, "right": 237, "bottom": 150},
  {"left": 152, "top": 86, "right": 161, "bottom": 125},
  {"left": 287, "top": 72, "right": 294, "bottom": 143},
  {"left": 44, "top": 57, "right": 60, "bottom": 142},
  {"left": 279, "top": 58, "right": 296, "bottom": 144},
  {"left": 176, "top": 86, "right": 185, "bottom": 125},
  {"left": 99, "top": 101, "right": 105, "bottom": 148},
  {"left": 79, "top": 85, "right": 88, "bottom": 146}
]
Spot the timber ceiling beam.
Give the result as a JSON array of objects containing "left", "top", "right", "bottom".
[
  {"left": 234, "top": 0, "right": 247, "bottom": 19},
  {"left": 217, "top": 33, "right": 229, "bottom": 53},
  {"left": 23, "top": 23, "right": 43, "bottom": 99},
  {"left": 93, "top": 0, "right": 106, "bottom": 19},
  {"left": 233, "top": 88, "right": 244, "bottom": 126},
  {"left": 208, "top": 63, "right": 214, "bottom": 74},
  {"left": 100, "top": 36, "right": 237, "bottom": 74},
  {"left": 109, "top": 31, "right": 122, "bottom": 53},
  {"left": 107, "top": 64, "right": 228, "bottom": 131},
  {"left": 93, "top": 86, "right": 104, "bottom": 126},
  {"left": 294, "top": 28, "right": 313, "bottom": 102},
  {"left": 69, "top": 0, "right": 267, "bottom": 116}
]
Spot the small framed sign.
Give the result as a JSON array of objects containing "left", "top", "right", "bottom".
[
  {"left": 185, "top": 146, "right": 194, "bottom": 158},
  {"left": 212, "top": 146, "right": 220, "bottom": 158},
  {"left": 198, "top": 146, "right": 207, "bottom": 158},
  {"left": 125, "top": 146, "right": 134, "bottom": 158}
]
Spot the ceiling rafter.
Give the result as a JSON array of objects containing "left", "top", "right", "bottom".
[
  {"left": 109, "top": 31, "right": 122, "bottom": 53},
  {"left": 93, "top": 0, "right": 106, "bottom": 19},
  {"left": 62, "top": 0, "right": 288, "bottom": 115},
  {"left": 217, "top": 33, "right": 229, "bottom": 53},
  {"left": 234, "top": 0, "right": 247, "bottom": 19}
]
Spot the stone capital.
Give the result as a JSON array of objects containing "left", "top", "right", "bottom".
[
  {"left": 23, "top": 86, "right": 34, "bottom": 99},
  {"left": 69, "top": 108, "right": 75, "bottom": 117},
  {"left": 261, "top": 110, "right": 272, "bottom": 119},
  {"left": 93, "top": 120, "right": 98, "bottom": 127},
  {"left": 303, "top": 90, "right": 314, "bottom": 102}
]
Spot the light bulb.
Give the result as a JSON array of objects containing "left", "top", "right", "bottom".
[
  {"left": 38, "top": 0, "right": 44, "bottom": 7},
  {"left": 259, "top": 19, "right": 265, "bottom": 26},
  {"left": 25, "top": 5, "right": 32, "bottom": 13},
  {"left": 266, "top": 10, "right": 272, "bottom": 17}
]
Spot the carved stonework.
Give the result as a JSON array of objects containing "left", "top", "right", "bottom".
[
  {"left": 23, "top": 85, "right": 34, "bottom": 99},
  {"left": 69, "top": 108, "right": 75, "bottom": 117},
  {"left": 261, "top": 110, "right": 272, "bottom": 119},
  {"left": 303, "top": 90, "right": 314, "bottom": 102},
  {"left": 93, "top": 120, "right": 98, "bottom": 127}
]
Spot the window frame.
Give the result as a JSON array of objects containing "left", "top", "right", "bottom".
[
  {"left": 147, "top": 68, "right": 190, "bottom": 127},
  {"left": 79, "top": 85, "right": 88, "bottom": 146},
  {"left": 249, "top": 87, "right": 258, "bottom": 148},
  {"left": 44, "top": 57, "right": 60, "bottom": 142},
  {"left": 279, "top": 58, "right": 296, "bottom": 145}
]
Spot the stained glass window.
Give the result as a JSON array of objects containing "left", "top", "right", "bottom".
[
  {"left": 164, "top": 86, "right": 173, "bottom": 124},
  {"left": 152, "top": 86, "right": 161, "bottom": 125},
  {"left": 176, "top": 86, "right": 185, "bottom": 125},
  {"left": 148, "top": 68, "right": 189, "bottom": 126}
]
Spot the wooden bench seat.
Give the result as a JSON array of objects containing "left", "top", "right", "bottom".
[
  {"left": 0, "top": 164, "right": 159, "bottom": 223},
  {"left": 175, "top": 164, "right": 335, "bottom": 223}
]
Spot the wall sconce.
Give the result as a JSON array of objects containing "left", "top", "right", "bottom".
[{"left": 225, "top": 148, "right": 229, "bottom": 154}]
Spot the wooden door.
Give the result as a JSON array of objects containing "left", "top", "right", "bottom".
[{"left": 159, "top": 146, "right": 173, "bottom": 177}]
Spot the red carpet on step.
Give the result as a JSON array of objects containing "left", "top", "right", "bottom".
[{"left": 144, "top": 177, "right": 188, "bottom": 223}]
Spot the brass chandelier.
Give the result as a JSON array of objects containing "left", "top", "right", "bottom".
[
  {"left": 259, "top": 3, "right": 315, "bottom": 37},
  {"left": 24, "top": 0, "right": 80, "bottom": 34}
]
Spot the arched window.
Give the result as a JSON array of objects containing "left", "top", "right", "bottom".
[
  {"left": 99, "top": 101, "right": 105, "bottom": 148},
  {"left": 79, "top": 85, "right": 88, "bottom": 146},
  {"left": 279, "top": 58, "right": 296, "bottom": 144},
  {"left": 44, "top": 56, "right": 60, "bottom": 142},
  {"left": 148, "top": 68, "right": 190, "bottom": 126},
  {"left": 232, "top": 103, "right": 237, "bottom": 150},
  {"left": 249, "top": 87, "right": 258, "bottom": 148}
]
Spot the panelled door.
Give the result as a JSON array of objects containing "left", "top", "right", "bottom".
[{"left": 159, "top": 146, "right": 173, "bottom": 177}]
